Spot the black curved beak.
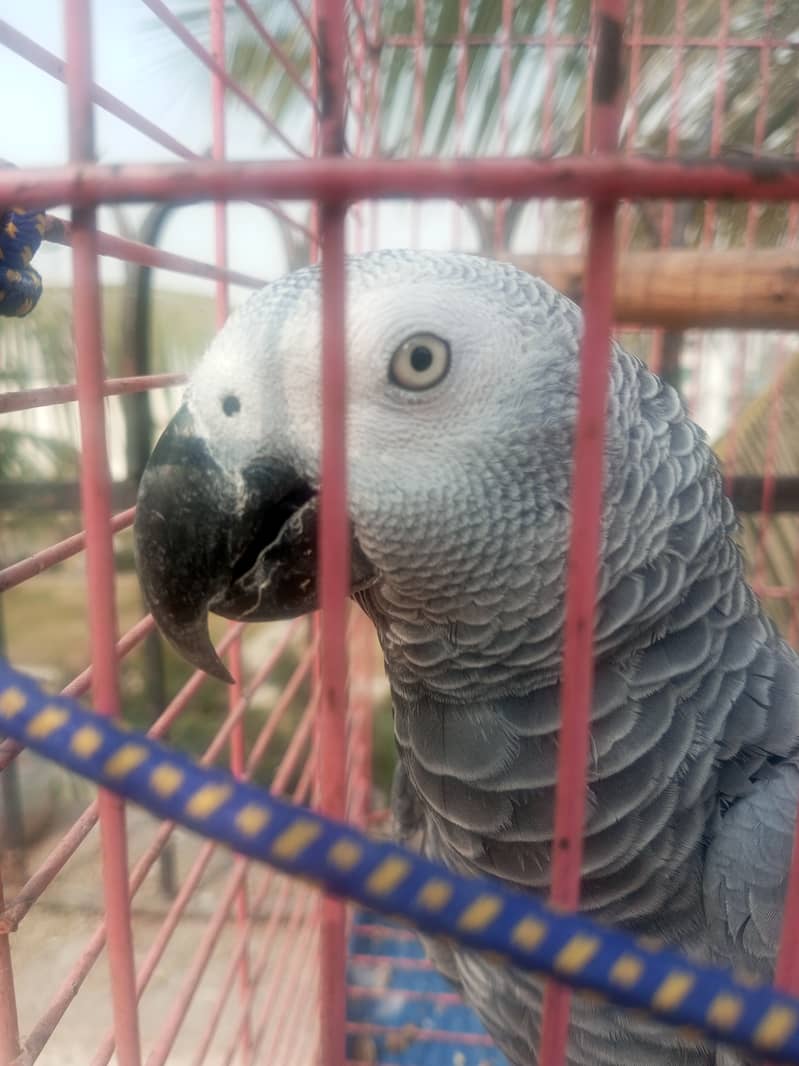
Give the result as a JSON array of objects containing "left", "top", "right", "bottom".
[{"left": 134, "top": 403, "right": 374, "bottom": 683}]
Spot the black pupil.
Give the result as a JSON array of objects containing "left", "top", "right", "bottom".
[
  {"left": 410, "top": 345, "right": 433, "bottom": 373},
  {"left": 222, "top": 395, "right": 241, "bottom": 416}
]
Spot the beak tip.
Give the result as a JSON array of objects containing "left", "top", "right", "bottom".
[
  {"left": 162, "top": 631, "right": 235, "bottom": 685},
  {"left": 146, "top": 606, "right": 235, "bottom": 688},
  {"left": 208, "top": 660, "right": 235, "bottom": 686}
]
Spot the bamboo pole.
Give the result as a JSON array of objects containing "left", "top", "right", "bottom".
[{"left": 507, "top": 248, "right": 799, "bottom": 330}]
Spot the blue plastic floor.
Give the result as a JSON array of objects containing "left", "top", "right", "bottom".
[{"left": 347, "top": 911, "right": 509, "bottom": 1065}]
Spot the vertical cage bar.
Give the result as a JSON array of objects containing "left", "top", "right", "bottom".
[
  {"left": 0, "top": 583, "right": 19, "bottom": 1066},
  {"left": 538, "top": 4, "right": 626, "bottom": 1066},
  {"left": 450, "top": 0, "right": 469, "bottom": 245},
  {"left": 350, "top": 8, "right": 364, "bottom": 251},
  {"left": 0, "top": 874, "right": 20, "bottom": 1065},
  {"left": 63, "top": 2, "right": 141, "bottom": 1064},
  {"left": 209, "top": 3, "right": 253, "bottom": 1062},
  {"left": 309, "top": 1, "right": 321, "bottom": 263},
  {"left": 492, "top": 0, "right": 513, "bottom": 252},
  {"left": 659, "top": 0, "right": 686, "bottom": 243},
  {"left": 316, "top": 1, "right": 349, "bottom": 1064},
  {"left": 211, "top": 1, "right": 231, "bottom": 329},
  {"left": 541, "top": 0, "right": 558, "bottom": 154},
  {"left": 772, "top": 65, "right": 799, "bottom": 998},
  {"left": 618, "top": 0, "right": 642, "bottom": 250},
  {"left": 410, "top": 0, "right": 425, "bottom": 248},
  {"left": 700, "top": 0, "right": 731, "bottom": 243},
  {"left": 367, "top": 0, "right": 381, "bottom": 250}
]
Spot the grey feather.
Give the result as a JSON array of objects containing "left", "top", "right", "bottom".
[{"left": 183, "top": 250, "right": 799, "bottom": 1065}]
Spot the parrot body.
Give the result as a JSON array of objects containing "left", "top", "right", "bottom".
[{"left": 134, "top": 251, "right": 799, "bottom": 1066}]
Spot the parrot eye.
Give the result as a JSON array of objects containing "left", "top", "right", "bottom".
[{"left": 389, "top": 333, "right": 450, "bottom": 391}]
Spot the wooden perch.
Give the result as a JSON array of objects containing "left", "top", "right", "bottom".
[{"left": 506, "top": 248, "right": 799, "bottom": 331}]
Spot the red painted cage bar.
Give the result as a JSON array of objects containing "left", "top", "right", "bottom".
[{"left": 1, "top": 3, "right": 799, "bottom": 1066}]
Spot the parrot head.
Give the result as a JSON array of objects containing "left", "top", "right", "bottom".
[{"left": 134, "top": 250, "right": 592, "bottom": 683}]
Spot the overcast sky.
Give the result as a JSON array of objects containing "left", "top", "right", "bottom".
[
  {"left": 5, "top": 2, "right": 307, "bottom": 295},
  {"left": 4, "top": 2, "right": 469, "bottom": 298}
]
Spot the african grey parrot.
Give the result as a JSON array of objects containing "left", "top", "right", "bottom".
[{"left": 133, "top": 250, "right": 799, "bottom": 1066}]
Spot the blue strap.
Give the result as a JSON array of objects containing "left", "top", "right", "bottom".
[
  {"left": 0, "top": 208, "right": 45, "bottom": 317},
  {"left": 1, "top": 654, "right": 799, "bottom": 1062}
]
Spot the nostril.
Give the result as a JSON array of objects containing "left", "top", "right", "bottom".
[{"left": 222, "top": 395, "right": 240, "bottom": 417}]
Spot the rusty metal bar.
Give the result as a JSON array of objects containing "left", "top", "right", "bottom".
[
  {"left": 213, "top": 877, "right": 304, "bottom": 1066},
  {"left": 0, "top": 875, "right": 20, "bottom": 1064},
  {"left": 63, "top": 4, "right": 141, "bottom": 1061},
  {"left": 143, "top": 864, "right": 248, "bottom": 1066},
  {"left": 250, "top": 890, "right": 319, "bottom": 1063},
  {"left": 0, "top": 624, "right": 244, "bottom": 930},
  {"left": 205, "top": 768, "right": 316, "bottom": 1066},
  {"left": 209, "top": 3, "right": 254, "bottom": 1054},
  {"left": 19, "top": 622, "right": 302, "bottom": 1063},
  {"left": 144, "top": 687, "right": 316, "bottom": 1064},
  {"left": 189, "top": 771, "right": 315, "bottom": 1066},
  {"left": 5, "top": 156, "right": 799, "bottom": 209},
  {"left": 381, "top": 33, "right": 799, "bottom": 49},
  {"left": 539, "top": 4, "right": 626, "bottom": 1064},
  {"left": 5, "top": 638, "right": 141, "bottom": 813},
  {"left": 0, "top": 375, "right": 186, "bottom": 415},
  {"left": 88, "top": 841, "right": 219, "bottom": 1066},
  {"left": 44, "top": 219, "right": 264, "bottom": 287},
  {"left": 0, "top": 509, "right": 136, "bottom": 593},
  {"left": 315, "top": 2, "right": 350, "bottom": 1063}
]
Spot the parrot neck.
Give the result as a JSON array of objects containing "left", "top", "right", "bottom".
[
  {"left": 383, "top": 543, "right": 779, "bottom": 940},
  {"left": 370, "top": 358, "right": 797, "bottom": 940},
  {"left": 359, "top": 354, "right": 743, "bottom": 702}
]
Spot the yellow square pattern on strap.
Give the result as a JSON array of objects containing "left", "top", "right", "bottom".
[
  {"left": 754, "top": 1006, "right": 798, "bottom": 1050},
  {"left": 610, "top": 954, "right": 644, "bottom": 988},
  {"left": 71, "top": 726, "right": 104, "bottom": 758},
  {"left": 366, "top": 857, "right": 411, "bottom": 895},
  {"left": 272, "top": 818, "right": 322, "bottom": 859},
  {"left": 104, "top": 744, "right": 149, "bottom": 778},
  {"left": 186, "top": 784, "right": 232, "bottom": 818},
  {"left": 27, "top": 706, "right": 69, "bottom": 738},
  {"left": 328, "top": 839, "right": 363, "bottom": 871},
  {"left": 555, "top": 935, "right": 601, "bottom": 975},
  {"left": 458, "top": 895, "right": 503, "bottom": 932},
  {"left": 417, "top": 879, "right": 453, "bottom": 910},
  {"left": 512, "top": 918, "right": 547, "bottom": 951},
  {"left": 235, "top": 803, "right": 271, "bottom": 836},
  {"left": 653, "top": 972, "right": 695, "bottom": 1011},
  {"left": 150, "top": 764, "right": 185, "bottom": 798},
  {"left": 707, "top": 994, "right": 743, "bottom": 1030},
  {"left": 0, "top": 688, "right": 26, "bottom": 717}
]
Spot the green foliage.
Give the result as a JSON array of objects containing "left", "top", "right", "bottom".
[
  {"left": 172, "top": 2, "right": 798, "bottom": 255},
  {"left": 376, "top": 0, "right": 592, "bottom": 158}
]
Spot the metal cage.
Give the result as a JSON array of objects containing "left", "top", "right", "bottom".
[{"left": 1, "top": 2, "right": 799, "bottom": 1064}]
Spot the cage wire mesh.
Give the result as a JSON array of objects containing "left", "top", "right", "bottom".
[{"left": 1, "top": 1, "right": 799, "bottom": 1065}]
